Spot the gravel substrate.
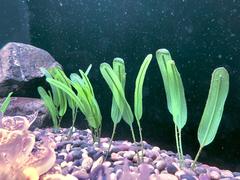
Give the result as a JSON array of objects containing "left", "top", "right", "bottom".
[{"left": 34, "top": 128, "right": 240, "bottom": 180}]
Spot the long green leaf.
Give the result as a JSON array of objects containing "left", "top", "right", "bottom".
[
  {"left": 0, "top": 92, "right": 13, "bottom": 114},
  {"left": 198, "top": 67, "right": 229, "bottom": 147},
  {"left": 38, "top": 87, "right": 58, "bottom": 128},
  {"left": 111, "top": 58, "right": 126, "bottom": 124},
  {"left": 100, "top": 63, "right": 133, "bottom": 126},
  {"left": 166, "top": 60, "right": 187, "bottom": 129},
  {"left": 156, "top": 49, "right": 173, "bottom": 113},
  {"left": 46, "top": 78, "right": 83, "bottom": 112},
  {"left": 134, "top": 54, "right": 152, "bottom": 121}
]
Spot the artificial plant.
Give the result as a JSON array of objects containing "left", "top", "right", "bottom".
[
  {"left": 46, "top": 67, "right": 102, "bottom": 143},
  {"left": 156, "top": 49, "right": 187, "bottom": 166},
  {"left": 100, "top": 54, "right": 152, "bottom": 163},
  {"left": 192, "top": 67, "right": 229, "bottom": 168},
  {"left": 38, "top": 67, "right": 72, "bottom": 130}
]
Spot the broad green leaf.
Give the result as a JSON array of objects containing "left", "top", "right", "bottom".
[
  {"left": 198, "top": 67, "right": 229, "bottom": 147},
  {"left": 111, "top": 58, "right": 126, "bottom": 124},
  {"left": 166, "top": 60, "right": 187, "bottom": 129},
  {"left": 134, "top": 54, "right": 152, "bottom": 121},
  {"left": 0, "top": 92, "right": 13, "bottom": 114},
  {"left": 38, "top": 86, "right": 58, "bottom": 128},
  {"left": 156, "top": 49, "right": 173, "bottom": 113}
]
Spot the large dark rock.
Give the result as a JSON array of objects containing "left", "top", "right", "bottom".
[
  {"left": 0, "top": 42, "right": 60, "bottom": 96},
  {"left": 0, "top": 97, "right": 50, "bottom": 130}
]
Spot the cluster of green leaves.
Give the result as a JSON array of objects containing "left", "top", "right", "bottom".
[
  {"left": 156, "top": 49, "right": 229, "bottom": 168},
  {"left": 39, "top": 65, "right": 102, "bottom": 142},
  {"left": 38, "top": 66, "right": 74, "bottom": 130},
  {"left": 100, "top": 55, "right": 152, "bottom": 163}
]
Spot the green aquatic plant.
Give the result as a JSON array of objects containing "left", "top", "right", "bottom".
[
  {"left": 38, "top": 67, "right": 71, "bottom": 129},
  {"left": 192, "top": 67, "right": 229, "bottom": 168},
  {"left": 156, "top": 49, "right": 187, "bottom": 166},
  {"left": 0, "top": 92, "right": 13, "bottom": 116},
  {"left": 38, "top": 87, "right": 59, "bottom": 129},
  {"left": 103, "top": 58, "right": 126, "bottom": 160},
  {"left": 46, "top": 67, "right": 102, "bottom": 143},
  {"left": 134, "top": 54, "right": 152, "bottom": 161},
  {"left": 100, "top": 54, "right": 152, "bottom": 163}
]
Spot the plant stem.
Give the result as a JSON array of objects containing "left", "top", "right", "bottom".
[
  {"left": 104, "top": 123, "right": 117, "bottom": 161},
  {"left": 174, "top": 125, "right": 181, "bottom": 162},
  {"left": 137, "top": 120, "right": 144, "bottom": 163},
  {"left": 191, "top": 145, "right": 203, "bottom": 169},
  {"left": 178, "top": 127, "right": 184, "bottom": 167},
  {"left": 130, "top": 124, "right": 140, "bottom": 164}
]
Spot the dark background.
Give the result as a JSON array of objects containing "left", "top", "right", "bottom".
[{"left": 0, "top": 0, "right": 240, "bottom": 171}]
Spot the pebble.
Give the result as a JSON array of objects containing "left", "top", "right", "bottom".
[
  {"left": 91, "top": 156, "right": 104, "bottom": 172},
  {"left": 158, "top": 173, "right": 178, "bottom": 180},
  {"left": 81, "top": 156, "right": 93, "bottom": 171},
  {"left": 156, "top": 160, "right": 166, "bottom": 171},
  {"left": 199, "top": 174, "right": 210, "bottom": 180},
  {"left": 166, "top": 164, "right": 178, "bottom": 174},
  {"left": 195, "top": 167, "right": 207, "bottom": 175},
  {"left": 32, "top": 128, "right": 239, "bottom": 180},
  {"left": 111, "top": 152, "right": 123, "bottom": 161},
  {"left": 209, "top": 170, "right": 221, "bottom": 179},
  {"left": 220, "top": 170, "right": 234, "bottom": 178},
  {"left": 123, "top": 150, "right": 135, "bottom": 159},
  {"left": 180, "top": 174, "right": 196, "bottom": 180}
]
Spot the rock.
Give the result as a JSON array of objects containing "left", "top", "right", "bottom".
[
  {"left": 0, "top": 42, "right": 61, "bottom": 96},
  {"left": 111, "top": 152, "right": 124, "bottom": 161},
  {"left": 199, "top": 174, "right": 210, "bottom": 180},
  {"left": 71, "top": 150, "right": 82, "bottom": 160},
  {"left": 209, "top": 170, "right": 221, "bottom": 179},
  {"left": 233, "top": 172, "right": 240, "bottom": 177},
  {"left": 91, "top": 156, "right": 104, "bottom": 172},
  {"left": 158, "top": 174, "right": 178, "bottom": 180},
  {"left": 180, "top": 174, "right": 196, "bottom": 180},
  {"left": 195, "top": 166, "right": 207, "bottom": 175},
  {"left": 123, "top": 150, "right": 135, "bottom": 159},
  {"left": 0, "top": 97, "right": 49, "bottom": 129},
  {"left": 220, "top": 170, "right": 234, "bottom": 178},
  {"left": 72, "top": 169, "right": 89, "bottom": 179},
  {"left": 73, "top": 160, "right": 82, "bottom": 166},
  {"left": 156, "top": 160, "right": 167, "bottom": 171},
  {"left": 166, "top": 164, "right": 178, "bottom": 174},
  {"left": 81, "top": 156, "right": 93, "bottom": 171}
]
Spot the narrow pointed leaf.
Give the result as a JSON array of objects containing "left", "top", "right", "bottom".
[
  {"left": 38, "top": 87, "right": 58, "bottom": 128},
  {"left": 134, "top": 54, "right": 152, "bottom": 121},
  {"left": 0, "top": 92, "right": 13, "bottom": 114}
]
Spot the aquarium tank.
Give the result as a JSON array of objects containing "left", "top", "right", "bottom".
[{"left": 0, "top": 0, "right": 239, "bottom": 179}]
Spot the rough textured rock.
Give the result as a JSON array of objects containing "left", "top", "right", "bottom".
[
  {"left": 0, "top": 97, "right": 50, "bottom": 129},
  {"left": 0, "top": 42, "right": 60, "bottom": 96}
]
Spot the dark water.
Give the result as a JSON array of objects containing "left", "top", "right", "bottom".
[{"left": 1, "top": 0, "right": 240, "bottom": 171}]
